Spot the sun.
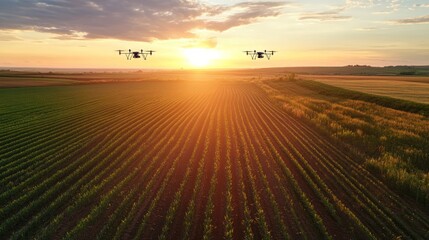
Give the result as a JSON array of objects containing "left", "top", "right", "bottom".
[{"left": 182, "top": 48, "right": 220, "bottom": 68}]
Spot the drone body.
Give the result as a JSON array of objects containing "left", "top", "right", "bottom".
[
  {"left": 244, "top": 50, "right": 277, "bottom": 60},
  {"left": 116, "top": 49, "right": 155, "bottom": 60}
]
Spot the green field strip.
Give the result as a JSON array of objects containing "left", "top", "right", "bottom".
[
  {"left": 128, "top": 96, "right": 213, "bottom": 240},
  {"left": 0, "top": 98, "right": 153, "bottom": 180},
  {"left": 0, "top": 92, "right": 177, "bottom": 212},
  {"left": 0, "top": 99, "right": 113, "bottom": 143},
  {"left": 247, "top": 92, "right": 330, "bottom": 239},
  {"left": 97, "top": 95, "right": 212, "bottom": 239},
  {"left": 106, "top": 92, "right": 211, "bottom": 239},
  {"left": 0, "top": 101, "right": 169, "bottom": 197},
  {"left": 249, "top": 89, "right": 339, "bottom": 236},
  {"left": 0, "top": 91, "right": 181, "bottom": 165},
  {"left": 180, "top": 97, "right": 218, "bottom": 240},
  {"left": 263, "top": 131, "right": 334, "bottom": 239},
  {"left": 0, "top": 98, "right": 125, "bottom": 155},
  {"left": 0, "top": 109, "right": 132, "bottom": 205},
  {"left": 11, "top": 141, "right": 142, "bottom": 240},
  {"left": 0, "top": 84, "right": 160, "bottom": 138},
  {"left": 0, "top": 97, "right": 177, "bottom": 203},
  {"left": 223, "top": 99, "right": 234, "bottom": 240},
  {"left": 121, "top": 92, "right": 213, "bottom": 239},
  {"left": 234, "top": 99, "right": 273, "bottom": 240},
  {"left": 0, "top": 96, "right": 168, "bottom": 167},
  {"left": 3, "top": 91, "right": 201, "bottom": 239},
  {"left": 222, "top": 86, "right": 256, "bottom": 240},
  {"left": 245, "top": 87, "right": 318, "bottom": 237},
  {"left": 237, "top": 91, "right": 291, "bottom": 239},
  {"left": 246, "top": 92, "right": 334, "bottom": 239},
  {"left": 0, "top": 98, "right": 105, "bottom": 131},
  {"left": 0, "top": 94, "right": 147, "bottom": 151},
  {"left": 179, "top": 89, "right": 225, "bottom": 240},
  {"left": 158, "top": 90, "right": 215, "bottom": 240},
  {"left": 228, "top": 107, "right": 255, "bottom": 240},
  {"left": 0, "top": 97, "right": 174, "bottom": 238},
  {"left": 111, "top": 97, "right": 212, "bottom": 239},
  {"left": 239, "top": 88, "right": 293, "bottom": 236},
  {"left": 201, "top": 102, "right": 222, "bottom": 240}
]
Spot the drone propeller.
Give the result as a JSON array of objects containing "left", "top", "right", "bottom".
[
  {"left": 147, "top": 50, "right": 155, "bottom": 55},
  {"left": 261, "top": 50, "right": 276, "bottom": 55},
  {"left": 115, "top": 49, "right": 126, "bottom": 55}
]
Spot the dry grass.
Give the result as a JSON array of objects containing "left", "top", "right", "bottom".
[
  {"left": 259, "top": 76, "right": 429, "bottom": 204},
  {"left": 301, "top": 75, "right": 429, "bottom": 104}
]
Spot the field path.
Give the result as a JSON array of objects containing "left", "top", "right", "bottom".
[{"left": 0, "top": 81, "right": 428, "bottom": 239}]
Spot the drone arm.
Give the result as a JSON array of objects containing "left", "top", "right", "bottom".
[{"left": 142, "top": 52, "right": 149, "bottom": 60}]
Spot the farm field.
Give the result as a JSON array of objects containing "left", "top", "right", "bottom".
[
  {"left": 300, "top": 75, "right": 429, "bottom": 104},
  {"left": 1, "top": 78, "right": 429, "bottom": 239},
  {"left": 0, "top": 69, "right": 265, "bottom": 88}
]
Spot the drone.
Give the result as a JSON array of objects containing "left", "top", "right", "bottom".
[
  {"left": 116, "top": 49, "right": 155, "bottom": 60},
  {"left": 244, "top": 50, "right": 277, "bottom": 60}
]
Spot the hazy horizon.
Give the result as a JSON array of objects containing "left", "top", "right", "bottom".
[{"left": 3, "top": 65, "right": 429, "bottom": 71}]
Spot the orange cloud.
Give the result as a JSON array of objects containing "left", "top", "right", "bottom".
[{"left": 0, "top": 0, "right": 287, "bottom": 41}]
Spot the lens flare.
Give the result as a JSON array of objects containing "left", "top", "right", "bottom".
[{"left": 182, "top": 48, "right": 220, "bottom": 68}]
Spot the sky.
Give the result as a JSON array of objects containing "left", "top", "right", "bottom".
[{"left": 0, "top": 0, "right": 428, "bottom": 69}]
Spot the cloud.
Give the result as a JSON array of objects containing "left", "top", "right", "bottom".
[
  {"left": 204, "top": 2, "right": 286, "bottom": 31},
  {"left": 346, "top": 0, "right": 401, "bottom": 13},
  {"left": 356, "top": 27, "right": 378, "bottom": 31},
  {"left": 413, "top": 3, "right": 429, "bottom": 8},
  {"left": 345, "top": 0, "right": 375, "bottom": 8},
  {"left": 0, "top": 0, "right": 287, "bottom": 41},
  {"left": 299, "top": 8, "right": 351, "bottom": 21},
  {"left": 0, "top": 33, "right": 20, "bottom": 41},
  {"left": 393, "top": 15, "right": 429, "bottom": 24},
  {"left": 183, "top": 38, "right": 218, "bottom": 48}
]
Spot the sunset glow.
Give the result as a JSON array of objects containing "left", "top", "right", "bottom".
[
  {"left": 0, "top": 1, "right": 428, "bottom": 69},
  {"left": 183, "top": 48, "right": 221, "bottom": 68}
]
